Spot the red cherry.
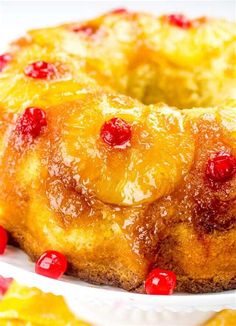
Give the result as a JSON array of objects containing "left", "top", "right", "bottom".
[
  {"left": 0, "top": 226, "right": 8, "bottom": 254},
  {"left": 17, "top": 107, "right": 47, "bottom": 138},
  {"left": 111, "top": 8, "right": 128, "bottom": 14},
  {"left": 145, "top": 268, "right": 177, "bottom": 295},
  {"left": 72, "top": 25, "right": 95, "bottom": 36},
  {"left": 24, "top": 61, "right": 57, "bottom": 79},
  {"left": 0, "top": 53, "right": 12, "bottom": 72},
  {"left": 165, "top": 14, "right": 192, "bottom": 29},
  {"left": 35, "top": 250, "right": 67, "bottom": 279},
  {"left": 100, "top": 117, "right": 132, "bottom": 147},
  {"left": 206, "top": 152, "right": 236, "bottom": 182},
  {"left": 0, "top": 276, "right": 13, "bottom": 295}
]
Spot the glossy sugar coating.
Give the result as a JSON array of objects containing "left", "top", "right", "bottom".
[{"left": 0, "top": 11, "right": 235, "bottom": 292}]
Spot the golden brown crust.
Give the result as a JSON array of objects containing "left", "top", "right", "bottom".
[
  {"left": 11, "top": 230, "right": 236, "bottom": 293},
  {"left": 135, "top": 276, "right": 236, "bottom": 294},
  {"left": 176, "top": 276, "right": 236, "bottom": 293}
]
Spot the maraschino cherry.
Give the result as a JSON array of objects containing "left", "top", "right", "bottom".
[
  {"left": 145, "top": 268, "right": 177, "bottom": 295},
  {"left": 0, "top": 276, "right": 13, "bottom": 295},
  {"left": 17, "top": 107, "right": 47, "bottom": 139},
  {"left": 100, "top": 117, "right": 132, "bottom": 147},
  {"left": 35, "top": 250, "right": 67, "bottom": 279},
  {"left": 24, "top": 61, "right": 57, "bottom": 79},
  {"left": 165, "top": 14, "right": 192, "bottom": 29},
  {"left": 0, "top": 53, "right": 12, "bottom": 72},
  {"left": 206, "top": 152, "right": 236, "bottom": 182},
  {"left": 0, "top": 226, "right": 8, "bottom": 254}
]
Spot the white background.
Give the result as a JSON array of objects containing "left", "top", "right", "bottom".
[{"left": 0, "top": 1, "right": 235, "bottom": 50}]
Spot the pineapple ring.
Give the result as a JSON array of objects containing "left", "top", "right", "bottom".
[{"left": 54, "top": 94, "right": 195, "bottom": 206}]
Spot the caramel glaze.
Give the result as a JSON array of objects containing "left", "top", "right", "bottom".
[
  {"left": 0, "top": 12, "right": 235, "bottom": 293},
  {"left": 131, "top": 117, "right": 236, "bottom": 287},
  {"left": 1, "top": 95, "right": 236, "bottom": 292}
]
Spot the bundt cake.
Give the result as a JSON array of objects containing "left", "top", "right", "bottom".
[{"left": 0, "top": 10, "right": 235, "bottom": 293}]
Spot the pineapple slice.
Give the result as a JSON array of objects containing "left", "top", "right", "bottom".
[{"left": 53, "top": 94, "right": 195, "bottom": 206}]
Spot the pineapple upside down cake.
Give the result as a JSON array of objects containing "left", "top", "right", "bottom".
[{"left": 0, "top": 9, "right": 235, "bottom": 294}]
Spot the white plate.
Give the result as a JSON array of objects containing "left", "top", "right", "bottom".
[{"left": 0, "top": 246, "right": 235, "bottom": 325}]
